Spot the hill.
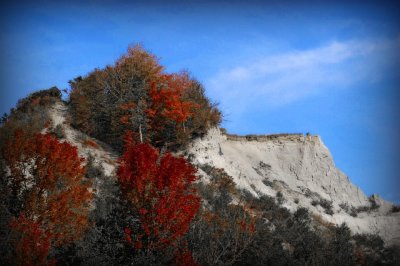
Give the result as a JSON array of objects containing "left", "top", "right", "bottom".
[{"left": 1, "top": 45, "right": 399, "bottom": 265}]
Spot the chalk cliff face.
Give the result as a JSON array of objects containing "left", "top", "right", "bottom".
[{"left": 187, "top": 128, "right": 400, "bottom": 245}]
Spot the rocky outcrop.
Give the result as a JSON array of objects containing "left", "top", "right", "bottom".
[{"left": 188, "top": 128, "right": 400, "bottom": 245}]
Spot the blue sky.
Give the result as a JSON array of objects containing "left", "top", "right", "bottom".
[{"left": 1, "top": 1, "right": 399, "bottom": 202}]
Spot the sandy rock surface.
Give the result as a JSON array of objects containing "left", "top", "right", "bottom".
[{"left": 188, "top": 128, "right": 400, "bottom": 244}]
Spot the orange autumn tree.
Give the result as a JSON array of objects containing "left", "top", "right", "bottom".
[
  {"left": 117, "top": 141, "right": 200, "bottom": 250},
  {"left": 147, "top": 73, "right": 198, "bottom": 147},
  {"left": 2, "top": 131, "right": 92, "bottom": 262},
  {"left": 148, "top": 73, "right": 195, "bottom": 126}
]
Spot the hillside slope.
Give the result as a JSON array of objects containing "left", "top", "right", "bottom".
[
  {"left": 46, "top": 102, "right": 400, "bottom": 245},
  {"left": 46, "top": 102, "right": 118, "bottom": 206},
  {"left": 187, "top": 128, "right": 400, "bottom": 245}
]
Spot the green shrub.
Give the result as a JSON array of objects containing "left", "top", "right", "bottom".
[
  {"left": 369, "top": 196, "right": 380, "bottom": 210},
  {"left": 350, "top": 207, "right": 358, "bottom": 217},
  {"left": 339, "top": 203, "right": 349, "bottom": 212},
  {"left": 311, "top": 199, "right": 334, "bottom": 215},
  {"left": 356, "top": 205, "right": 370, "bottom": 213},
  {"left": 320, "top": 199, "right": 334, "bottom": 215},
  {"left": 276, "top": 191, "right": 285, "bottom": 205},
  {"left": 262, "top": 178, "right": 274, "bottom": 187},
  {"left": 391, "top": 205, "right": 400, "bottom": 213},
  {"left": 52, "top": 124, "right": 65, "bottom": 139}
]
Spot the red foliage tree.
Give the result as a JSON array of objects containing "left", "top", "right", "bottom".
[
  {"left": 2, "top": 130, "right": 92, "bottom": 262},
  {"left": 118, "top": 142, "right": 200, "bottom": 250},
  {"left": 9, "top": 214, "right": 56, "bottom": 266},
  {"left": 147, "top": 73, "right": 198, "bottom": 141}
]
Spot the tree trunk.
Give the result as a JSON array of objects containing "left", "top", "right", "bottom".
[{"left": 139, "top": 123, "right": 143, "bottom": 143}]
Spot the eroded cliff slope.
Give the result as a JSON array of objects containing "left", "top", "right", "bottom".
[{"left": 188, "top": 128, "right": 400, "bottom": 244}]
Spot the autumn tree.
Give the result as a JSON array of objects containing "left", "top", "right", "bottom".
[
  {"left": 182, "top": 79, "right": 221, "bottom": 138},
  {"left": 117, "top": 142, "right": 200, "bottom": 251},
  {"left": 147, "top": 72, "right": 199, "bottom": 148},
  {"left": 105, "top": 44, "right": 163, "bottom": 146},
  {"left": 69, "top": 45, "right": 163, "bottom": 150},
  {"left": 9, "top": 214, "right": 55, "bottom": 266},
  {"left": 69, "top": 44, "right": 221, "bottom": 152},
  {"left": 120, "top": 100, "right": 148, "bottom": 143},
  {"left": 1, "top": 131, "right": 92, "bottom": 263},
  {"left": 148, "top": 73, "right": 195, "bottom": 128}
]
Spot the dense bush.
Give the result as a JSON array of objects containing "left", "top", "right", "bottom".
[
  {"left": 312, "top": 198, "right": 334, "bottom": 215},
  {"left": 187, "top": 169, "right": 255, "bottom": 265},
  {"left": 14, "top": 87, "right": 61, "bottom": 114},
  {"left": 190, "top": 165, "right": 360, "bottom": 266},
  {"left": 188, "top": 167, "right": 400, "bottom": 266}
]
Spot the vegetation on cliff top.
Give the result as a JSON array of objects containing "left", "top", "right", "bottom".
[{"left": 69, "top": 45, "right": 221, "bottom": 152}]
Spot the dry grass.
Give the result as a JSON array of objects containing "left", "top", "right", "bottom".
[{"left": 312, "top": 213, "right": 335, "bottom": 229}]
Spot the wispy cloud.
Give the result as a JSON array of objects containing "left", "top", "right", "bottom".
[{"left": 206, "top": 37, "right": 400, "bottom": 112}]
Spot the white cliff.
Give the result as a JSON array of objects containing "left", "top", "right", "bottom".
[{"left": 188, "top": 128, "right": 400, "bottom": 245}]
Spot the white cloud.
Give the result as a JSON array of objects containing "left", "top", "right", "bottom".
[{"left": 206, "top": 38, "right": 400, "bottom": 112}]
